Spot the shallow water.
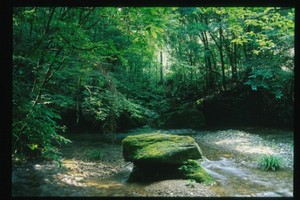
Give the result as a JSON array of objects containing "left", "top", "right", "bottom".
[
  {"left": 196, "top": 134, "right": 293, "bottom": 197},
  {"left": 79, "top": 153, "right": 293, "bottom": 197},
  {"left": 105, "top": 147, "right": 293, "bottom": 197},
  {"left": 200, "top": 157, "right": 293, "bottom": 197},
  {"left": 12, "top": 128, "right": 293, "bottom": 197},
  {"left": 82, "top": 168, "right": 150, "bottom": 196}
]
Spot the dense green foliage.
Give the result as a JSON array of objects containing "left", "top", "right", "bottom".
[
  {"left": 13, "top": 7, "right": 294, "bottom": 161},
  {"left": 258, "top": 154, "right": 284, "bottom": 171}
]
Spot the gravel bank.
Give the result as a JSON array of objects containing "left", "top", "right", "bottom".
[
  {"left": 194, "top": 129, "right": 294, "bottom": 169},
  {"left": 145, "top": 179, "right": 216, "bottom": 197}
]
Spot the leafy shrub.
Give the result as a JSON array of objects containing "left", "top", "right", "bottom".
[
  {"left": 12, "top": 103, "right": 71, "bottom": 163},
  {"left": 258, "top": 154, "right": 284, "bottom": 171}
]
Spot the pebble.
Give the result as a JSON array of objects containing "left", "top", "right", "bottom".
[
  {"left": 34, "top": 164, "right": 42, "bottom": 170},
  {"left": 145, "top": 180, "right": 217, "bottom": 197},
  {"left": 74, "top": 177, "right": 83, "bottom": 181}
]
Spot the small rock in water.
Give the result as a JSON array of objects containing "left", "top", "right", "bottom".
[
  {"left": 34, "top": 164, "right": 42, "bottom": 170},
  {"left": 74, "top": 177, "right": 83, "bottom": 181},
  {"left": 240, "top": 161, "right": 246, "bottom": 165}
]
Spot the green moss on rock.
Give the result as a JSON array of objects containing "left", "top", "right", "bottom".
[
  {"left": 179, "top": 159, "right": 213, "bottom": 184},
  {"left": 122, "top": 133, "right": 203, "bottom": 165}
]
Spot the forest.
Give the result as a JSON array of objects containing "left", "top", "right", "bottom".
[{"left": 12, "top": 7, "right": 294, "bottom": 197}]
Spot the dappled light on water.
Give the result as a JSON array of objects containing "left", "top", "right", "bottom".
[{"left": 215, "top": 138, "right": 275, "bottom": 155}]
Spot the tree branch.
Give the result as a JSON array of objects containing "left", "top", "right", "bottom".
[
  {"left": 45, "top": 7, "right": 56, "bottom": 34},
  {"left": 59, "top": 32, "right": 103, "bottom": 51}
]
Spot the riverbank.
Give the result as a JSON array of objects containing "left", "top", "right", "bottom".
[{"left": 12, "top": 128, "right": 293, "bottom": 197}]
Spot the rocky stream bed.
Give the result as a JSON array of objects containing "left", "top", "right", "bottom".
[{"left": 12, "top": 127, "right": 293, "bottom": 197}]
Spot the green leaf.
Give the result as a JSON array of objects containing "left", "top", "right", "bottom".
[
  {"left": 253, "top": 50, "right": 260, "bottom": 55},
  {"left": 151, "top": 30, "right": 157, "bottom": 39},
  {"left": 27, "top": 144, "right": 39, "bottom": 150}
]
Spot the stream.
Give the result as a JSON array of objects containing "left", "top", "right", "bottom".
[
  {"left": 12, "top": 127, "right": 293, "bottom": 197},
  {"left": 198, "top": 144, "right": 293, "bottom": 197}
]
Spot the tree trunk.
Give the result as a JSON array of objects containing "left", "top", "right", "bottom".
[
  {"left": 159, "top": 51, "right": 164, "bottom": 84},
  {"left": 202, "top": 32, "right": 214, "bottom": 92},
  {"left": 45, "top": 7, "right": 56, "bottom": 34},
  {"left": 219, "top": 25, "right": 226, "bottom": 91},
  {"left": 222, "top": 33, "right": 238, "bottom": 82},
  {"left": 189, "top": 53, "right": 194, "bottom": 82},
  {"left": 232, "top": 42, "right": 238, "bottom": 81}
]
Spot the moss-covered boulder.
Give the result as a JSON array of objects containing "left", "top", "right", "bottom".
[
  {"left": 179, "top": 159, "right": 213, "bottom": 184},
  {"left": 122, "top": 133, "right": 203, "bottom": 165},
  {"left": 122, "top": 133, "right": 213, "bottom": 183}
]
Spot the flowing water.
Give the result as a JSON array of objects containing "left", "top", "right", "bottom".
[
  {"left": 198, "top": 143, "right": 293, "bottom": 197},
  {"left": 103, "top": 139, "right": 293, "bottom": 197},
  {"left": 12, "top": 128, "right": 293, "bottom": 197}
]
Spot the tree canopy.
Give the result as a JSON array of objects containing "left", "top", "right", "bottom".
[{"left": 13, "top": 7, "right": 294, "bottom": 161}]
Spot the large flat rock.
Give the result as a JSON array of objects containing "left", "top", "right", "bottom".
[{"left": 122, "top": 133, "right": 203, "bottom": 165}]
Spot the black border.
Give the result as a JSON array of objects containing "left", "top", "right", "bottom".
[
  {"left": 5, "top": 0, "right": 299, "bottom": 199},
  {"left": 11, "top": 0, "right": 299, "bottom": 7}
]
